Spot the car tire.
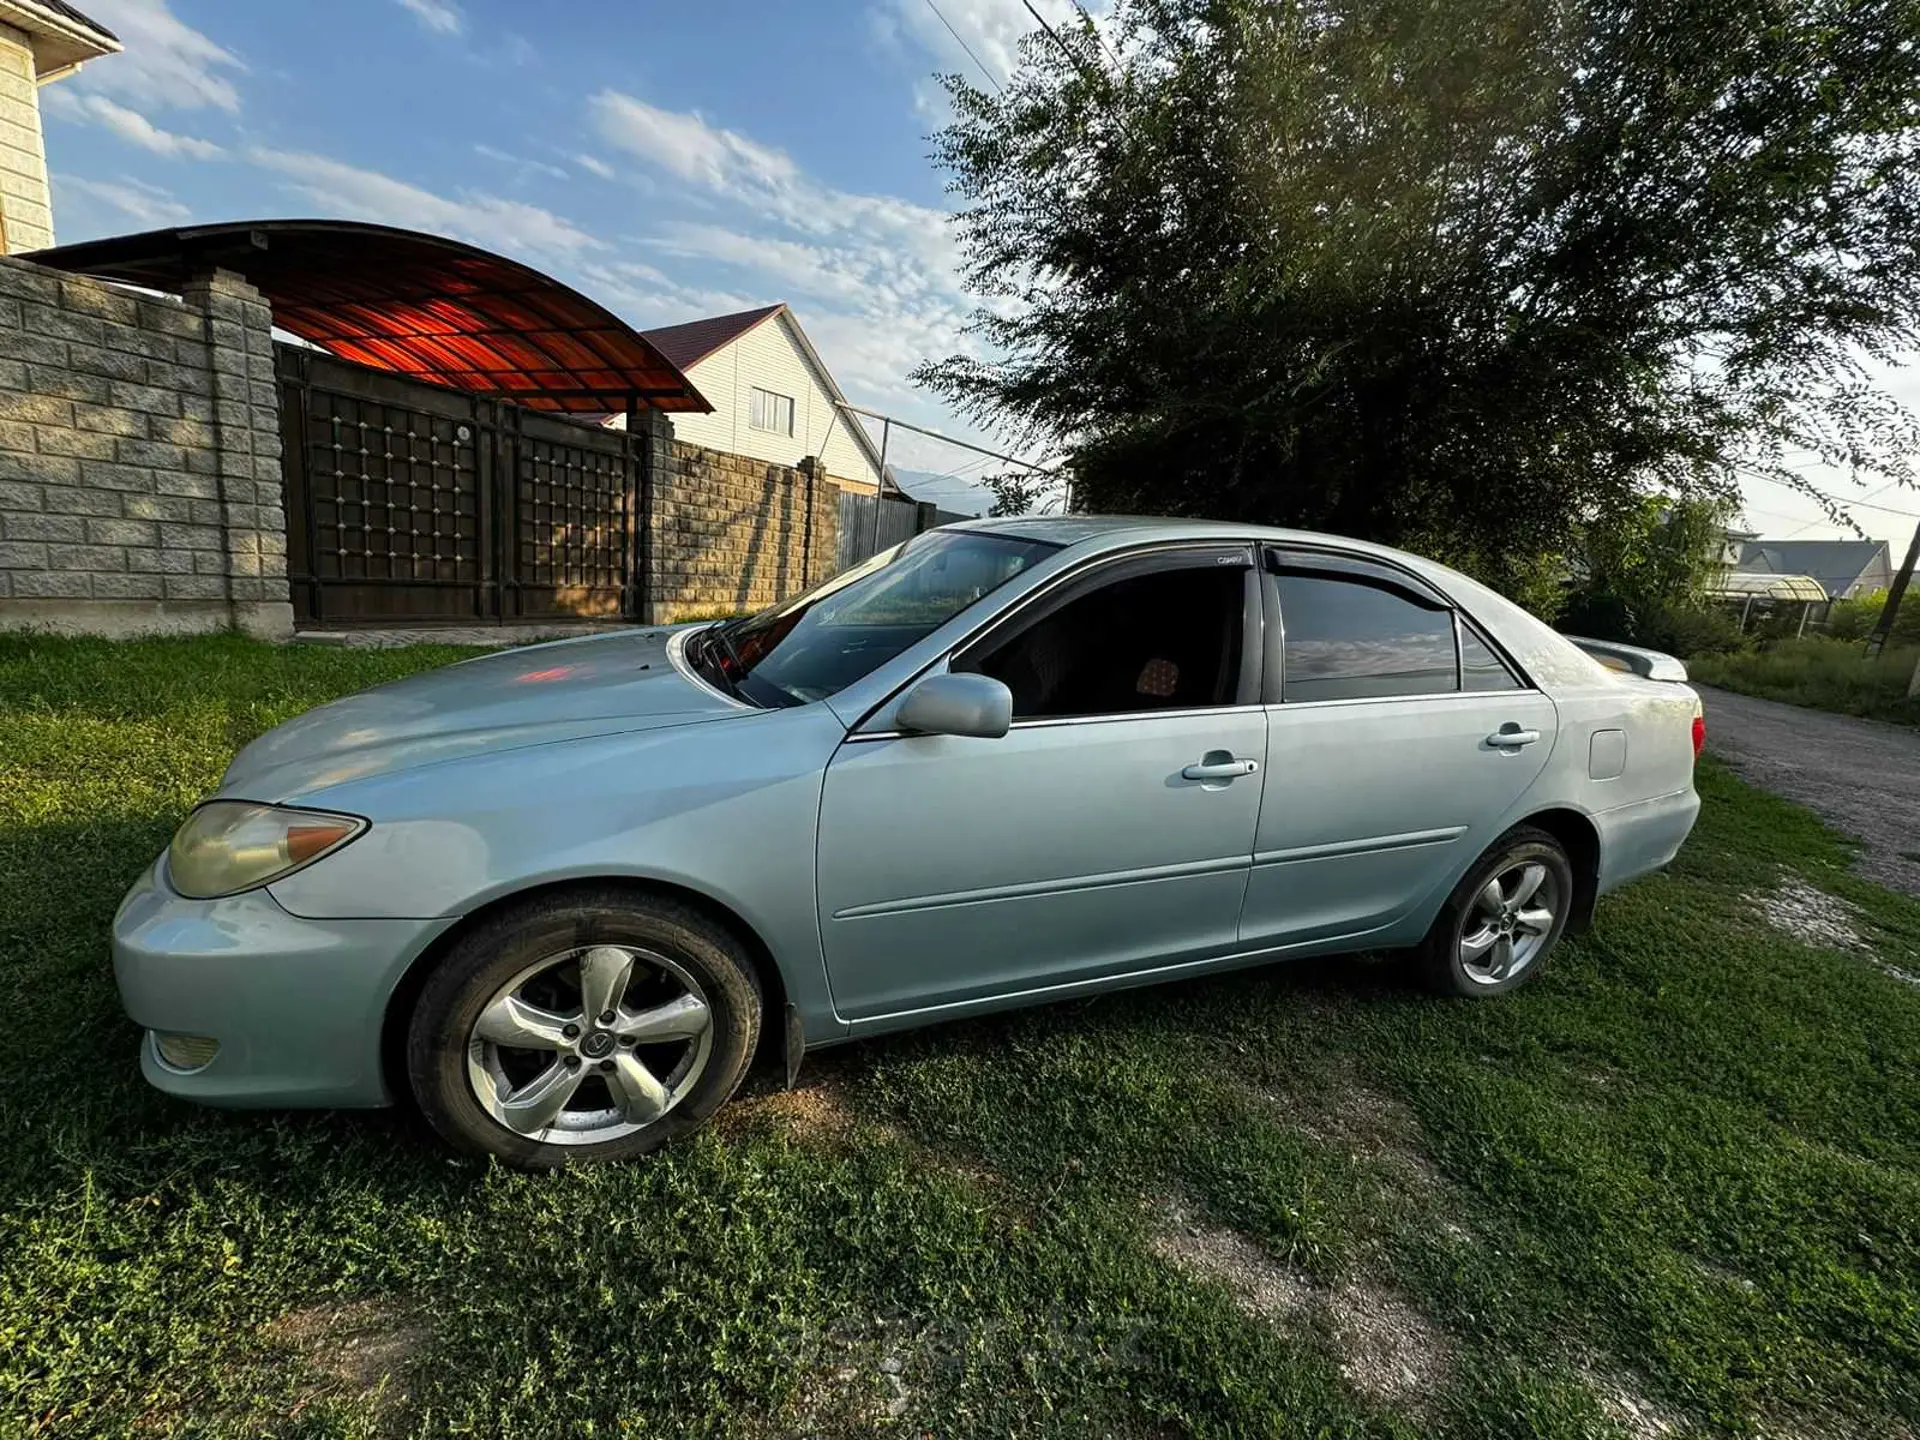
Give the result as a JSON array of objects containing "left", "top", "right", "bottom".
[
  {"left": 406, "top": 887, "right": 762, "bottom": 1168},
  {"left": 1414, "top": 826, "right": 1574, "bottom": 998}
]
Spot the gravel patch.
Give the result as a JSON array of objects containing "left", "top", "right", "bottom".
[
  {"left": 1746, "top": 874, "right": 1920, "bottom": 988},
  {"left": 1148, "top": 1193, "right": 1315, "bottom": 1320},
  {"left": 262, "top": 1297, "right": 424, "bottom": 1409},
  {"left": 1320, "top": 1277, "right": 1453, "bottom": 1410},
  {"left": 1148, "top": 1194, "right": 1453, "bottom": 1414},
  {"left": 1698, "top": 685, "right": 1920, "bottom": 898},
  {"left": 1747, "top": 876, "right": 1868, "bottom": 951},
  {"left": 1584, "top": 1367, "right": 1682, "bottom": 1439}
]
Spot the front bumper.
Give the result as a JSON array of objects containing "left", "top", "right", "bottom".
[{"left": 111, "top": 857, "right": 456, "bottom": 1109}]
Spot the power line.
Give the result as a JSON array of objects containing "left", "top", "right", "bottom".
[
  {"left": 1780, "top": 483, "right": 1902, "bottom": 537},
  {"left": 1065, "top": 0, "right": 1126, "bottom": 74},
  {"left": 1739, "top": 467, "right": 1920, "bottom": 519},
  {"left": 923, "top": 0, "right": 1003, "bottom": 95}
]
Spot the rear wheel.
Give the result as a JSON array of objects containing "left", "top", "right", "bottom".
[
  {"left": 406, "top": 889, "right": 762, "bottom": 1168},
  {"left": 1414, "top": 827, "right": 1572, "bottom": 997}
]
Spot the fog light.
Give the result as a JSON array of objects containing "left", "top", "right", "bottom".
[{"left": 153, "top": 1032, "right": 220, "bottom": 1072}]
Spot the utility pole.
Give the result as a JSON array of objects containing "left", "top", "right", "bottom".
[{"left": 1866, "top": 518, "right": 1920, "bottom": 658}]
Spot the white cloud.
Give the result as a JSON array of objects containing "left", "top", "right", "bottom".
[
  {"left": 247, "top": 148, "right": 602, "bottom": 260},
  {"left": 57, "top": 175, "right": 192, "bottom": 226},
  {"left": 396, "top": 0, "right": 463, "bottom": 36},
  {"left": 44, "top": 90, "right": 224, "bottom": 158},
  {"left": 574, "top": 153, "right": 616, "bottom": 180},
  {"left": 583, "top": 88, "right": 1001, "bottom": 423},
  {"left": 590, "top": 91, "right": 798, "bottom": 195},
  {"left": 68, "top": 0, "right": 244, "bottom": 112},
  {"left": 473, "top": 143, "right": 569, "bottom": 182}
]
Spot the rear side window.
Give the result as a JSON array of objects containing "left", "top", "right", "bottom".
[
  {"left": 1460, "top": 618, "right": 1521, "bottom": 692},
  {"left": 1277, "top": 572, "right": 1457, "bottom": 702}
]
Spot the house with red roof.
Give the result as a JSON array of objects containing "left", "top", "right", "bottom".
[{"left": 636, "top": 303, "right": 889, "bottom": 495}]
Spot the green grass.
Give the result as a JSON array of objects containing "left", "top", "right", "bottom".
[
  {"left": 1691, "top": 635, "right": 1920, "bottom": 726},
  {"left": 3, "top": 634, "right": 1918, "bottom": 1438}
]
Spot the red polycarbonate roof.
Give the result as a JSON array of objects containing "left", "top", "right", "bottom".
[{"left": 23, "top": 220, "right": 711, "bottom": 414}]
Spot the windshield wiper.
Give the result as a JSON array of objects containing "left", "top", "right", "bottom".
[{"left": 688, "top": 626, "right": 752, "bottom": 703}]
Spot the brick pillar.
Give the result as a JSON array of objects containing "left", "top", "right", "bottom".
[
  {"left": 631, "top": 407, "right": 675, "bottom": 624},
  {"left": 183, "top": 268, "right": 292, "bottom": 640}
]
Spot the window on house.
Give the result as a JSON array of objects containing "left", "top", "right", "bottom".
[{"left": 750, "top": 387, "right": 795, "bottom": 435}]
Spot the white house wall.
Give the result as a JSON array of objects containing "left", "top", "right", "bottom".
[{"left": 663, "top": 312, "right": 880, "bottom": 490}]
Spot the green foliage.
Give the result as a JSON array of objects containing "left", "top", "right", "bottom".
[
  {"left": 4, "top": 636, "right": 1920, "bottom": 1435},
  {"left": 1557, "top": 496, "right": 1743, "bottom": 653},
  {"left": 1691, "top": 635, "right": 1920, "bottom": 725},
  {"left": 918, "top": 0, "right": 1920, "bottom": 597},
  {"left": 1823, "top": 588, "right": 1920, "bottom": 647}
]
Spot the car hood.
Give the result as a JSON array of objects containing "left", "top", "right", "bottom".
[{"left": 221, "top": 627, "right": 744, "bottom": 802}]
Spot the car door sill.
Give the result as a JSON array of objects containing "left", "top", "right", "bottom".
[{"left": 841, "top": 921, "right": 1398, "bottom": 1033}]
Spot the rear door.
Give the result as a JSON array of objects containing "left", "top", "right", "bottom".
[{"left": 1238, "top": 548, "right": 1557, "bottom": 949}]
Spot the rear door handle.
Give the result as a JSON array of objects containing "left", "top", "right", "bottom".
[
  {"left": 1182, "top": 756, "right": 1260, "bottom": 780},
  {"left": 1486, "top": 728, "right": 1541, "bottom": 749}
]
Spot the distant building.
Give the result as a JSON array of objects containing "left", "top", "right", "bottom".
[
  {"left": 629, "top": 303, "right": 888, "bottom": 494},
  {"left": 0, "top": 1, "right": 119, "bottom": 253},
  {"left": 1727, "top": 537, "right": 1893, "bottom": 601}
]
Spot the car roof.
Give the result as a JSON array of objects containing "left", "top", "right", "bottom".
[{"left": 947, "top": 512, "right": 1405, "bottom": 560}]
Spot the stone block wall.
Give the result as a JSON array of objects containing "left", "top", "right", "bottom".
[
  {"left": 0, "top": 258, "right": 291, "bottom": 638},
  {"left": 648, "top": 434, "right": 840, "bottom": 622}
]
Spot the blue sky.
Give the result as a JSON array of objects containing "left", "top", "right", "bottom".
[
  {"left": 38, "top": 0, "right": 1920, "bottom": 551},
  {"left": 40, "top": 0, "right": 1070, "bottom": 484}
]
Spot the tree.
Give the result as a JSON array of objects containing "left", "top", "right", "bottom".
[
  {"left": 916, "top": 0, "right": 1920, "bottom": 598},
  {"left": 1558, "top": 494, "right": 1738, "bottom": 649}
]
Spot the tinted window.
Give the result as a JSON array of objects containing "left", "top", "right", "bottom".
[
  {"left": 1460, "top": 619, "right": 1521, "bottom": 691},
  {"left": 1278, "top": 572, "right": 1456, "bottom": 702},
  {"left": 704, "top": 530, "right": 1058, "bottom": 706},
  {"left": 964, "top": 564, "right": 1248, "bottom": 719}
]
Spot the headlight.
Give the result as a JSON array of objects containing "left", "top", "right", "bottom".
[{"left": 167, "top": 801, "right": 367, "bottom": 899}]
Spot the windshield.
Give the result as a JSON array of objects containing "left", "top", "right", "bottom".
[{"left": 695, "top": 529, "right": 1059, "bottom": 706}]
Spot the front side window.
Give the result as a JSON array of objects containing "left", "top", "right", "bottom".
[
  {"left": 691, "top": 529, "right": 1057, "bottom": 706},
  {"left": 961, "top": 562, "right": 1249, "bottom": 719},
  {"left": 749, "top": 387, "right": 795, "bottom": 435},
  {"left": 1277, "top": 572, "right": 1457, "bottom": 702}
]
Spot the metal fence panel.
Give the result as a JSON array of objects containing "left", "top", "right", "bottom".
[{"left": 838, "top": 492, "right": 935, "bottom": 569}]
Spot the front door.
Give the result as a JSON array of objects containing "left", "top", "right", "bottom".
[
  {"left": 1238, "top": 553, "right": 1558, "bottom": 948},
  {"left": 817, "top": 547, "right": 1267, "bottom": 1025}
]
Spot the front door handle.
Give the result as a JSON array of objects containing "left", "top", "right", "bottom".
[
  {"left": 1182, "top": 755, "right": 1260, "bottom": 781},
  {"left": 1486, "top": 728, "right": 1541, "bottom": 749}
]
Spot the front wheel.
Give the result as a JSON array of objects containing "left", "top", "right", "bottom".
[
  {"left": 1414, "top": 827, "right": 1573, "bottom": 997},
  {"left": 406, "top": 889, "right": 762, "bottom": 1168}
]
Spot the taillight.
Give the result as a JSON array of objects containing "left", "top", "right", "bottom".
[{"left": 1691, "top": 710, "right": 1705, "bottom": 757}]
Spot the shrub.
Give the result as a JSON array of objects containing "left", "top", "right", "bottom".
[
  {"left": 1690, "top": 635, "right": 1920, "bottom": 724},
  {"left": 1821, "top": 589, "right": 1920, "bottom": 647},
  {"left": 1555, "top": 593, "right": 1747, "bottom": 659}
]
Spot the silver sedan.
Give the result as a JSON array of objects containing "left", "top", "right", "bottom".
[{"left": 112, "top": 518, "right": 1703, "bottom": 1166}]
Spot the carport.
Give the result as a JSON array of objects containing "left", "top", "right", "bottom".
[
  {"left": 1706, "top": 570, "right": 1832, "bottom": 635},
  {"left": 27, "top": 220, "right": 711, "bottom": 625}
]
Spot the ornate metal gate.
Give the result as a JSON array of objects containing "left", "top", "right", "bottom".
[{"left": 278, "top": 345, "right": 643, "bottom": 625}]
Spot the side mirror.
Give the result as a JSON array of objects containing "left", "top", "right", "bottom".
[{"left": 895, "top": 672, "right": 1013, "bottom": 740}]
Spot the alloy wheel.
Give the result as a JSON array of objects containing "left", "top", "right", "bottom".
[
  {"left": 465, "top": 944, "right": 714, "bottom": 1145},
  {"left": 1457, "top": 861, "right": 1558, "bottom": 986}
]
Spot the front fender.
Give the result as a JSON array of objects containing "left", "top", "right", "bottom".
[{"left": 264, "top": 704, "right": 851, "bottom": 1042}]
